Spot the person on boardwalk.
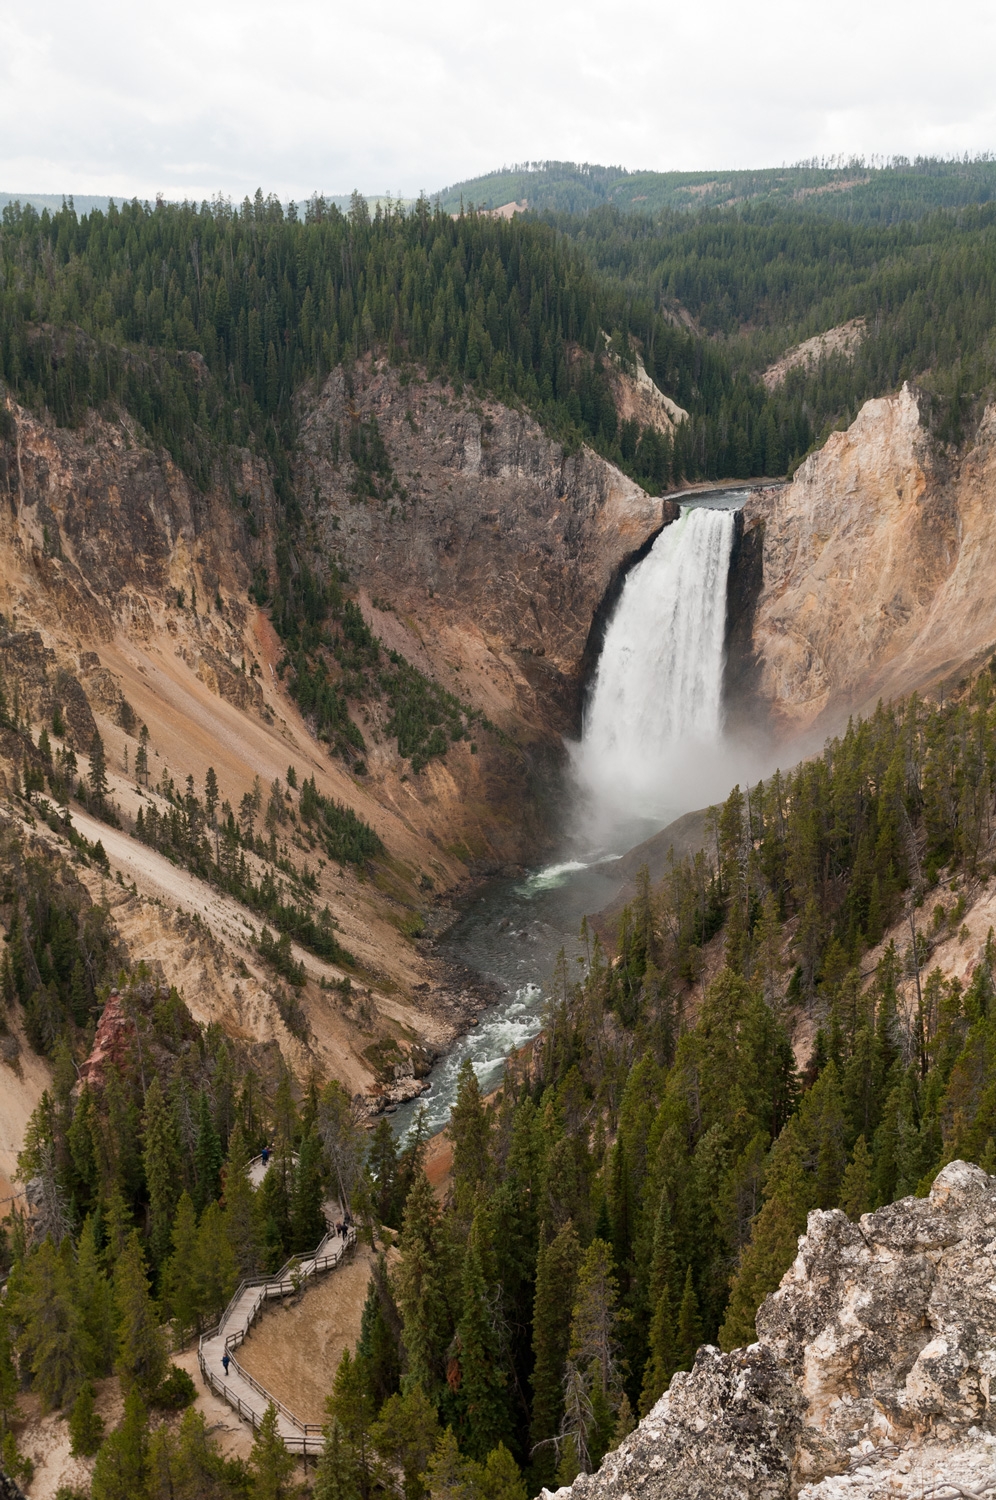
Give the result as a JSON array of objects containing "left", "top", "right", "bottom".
[
  {"left": 222, "top": 1353, "right": 230, "bottom": 1377},
  {"left": 260, "top": 1144, "right": 269, "bottom": 1166}
]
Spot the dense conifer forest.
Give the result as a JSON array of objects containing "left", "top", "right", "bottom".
[{"left": 437, "top": 157, "right": 996, "bottom": 223}]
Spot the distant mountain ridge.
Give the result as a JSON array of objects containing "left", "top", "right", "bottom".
[{"left": 435, "top": 156, "right": 996, "bottom": 222}]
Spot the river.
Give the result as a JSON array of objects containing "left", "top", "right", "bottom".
[{"left": 391, "top": 486, "right": 752, "bottom": 1141}]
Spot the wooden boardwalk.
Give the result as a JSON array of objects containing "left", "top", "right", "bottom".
[{"left": 197, "top": 1164, "right": 355, "bottom": 1454}]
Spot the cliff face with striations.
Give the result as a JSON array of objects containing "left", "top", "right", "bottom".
[
  {"left": 549, "top": 1162, "right": 996, "bottom": 1500},
  {"left": 740, "top": 385, "right": 996, "bottom": 740},
  {"left": 298, "top": 357, "right": 673, "bottom": 740}
]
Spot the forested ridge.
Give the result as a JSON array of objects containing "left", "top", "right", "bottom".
[
  {"left": 437, "top": 157, "right": 996, "bottom": 223},
  {"left": 554, "top": 199, "right": 996, "bottom": 448},
  {"left": 5, "top": 180, "right": 996, "bottom": 519},
  {"left": 7, "top": 672, "right": 996, "bottom": 1497}
]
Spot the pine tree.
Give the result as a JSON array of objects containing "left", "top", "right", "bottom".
[
  {"left": 394, "top": 1169, "right": 459, "bottom": 1401},
  {"left": 162, "top": 1191, "right": 200, "bottom": 1344},
  {"left": 370, "top": 1384, "right": 441, "bottom": 1500},
  {"left": 0, "top": 1306, "right": 22, "bottom": 1443},
  {"left": 91, "top": 1387, "right": 148, "bottom": 1500},
  {"left": 142, "top": 1076, "right": 182, "bottom": 1267},
  {"left": 453, "top": 1233, "right": 511, "bottom": 1460},
  {"left": 114, "top": 1230, "right": 168, "bottom": 1399},
  {"left": 258, "top": 1150, "right": 293, "bottom": 1272},
  {"left": 638, "top": 1191, "right": 679, "bottom": 1414},
  {"left": 450, "top": 1058, "right": 490, "bottom": 1216},
  {"left": 326, "top": 1348, "right": 379, "bottom": 1497},
  {"left": 568, "top": 1238, "right": 621, "bottom": 1402},
  {"left": 357, "top": 1262, "right": 402, "bottom": 1408},
  {"left": 75, "top": 1216, "right": 116, "bottom": 1376},
  {"left": 367, "top": 1117, "right": 401, "bottom": 1227},
  {"left": 12, "top": 1238, "right": 88, "bottom": 1409},
  {"left": 222, "top": 1123, "right": 262, "bottom": 1278},
  {"left": 290, "top": 1128, "right": 327, "bottom": 1251},
  {"left": 480, "top": 1444, "right": 527, "bottom": 1500},
  {"left": 424, "top": 1426, "right": 483, "bottom": 1500},
  {"left": 529, "top": 1221, "right": 581, "bottom": 1485},
  {"left": 640, "top": 1280, "right": 676, "bottom": 1416},
  {"left": 69, "top": 1379, "right": 105, "bottom": 1455},
  {"left": 88, "top": 730, "right": 109, "bottom": 807},
  {"left": 193, "top": 1089, "right": 223, "bottom": 1213},
  {"left": 676, "top": 1265, "right": 703, "bottom": 1371},
  {"left": 248, "top": 1401, "right": 296, "bottom": 1500},
  {"left": 314, "top": 1416, "right": 362, "bottom": 1500},
  {"left": 562, "top": 1237, "right": 622, "bottom": 1473},
  {"left": 194, "top": 1200, "right": 238, "bottom": 1327},
  {"left": 719, "top": 1131, "right": 810, "bottom": 1352},
  {"left": 839, "top": 1135, "right": 874, "bottom": 1220}
]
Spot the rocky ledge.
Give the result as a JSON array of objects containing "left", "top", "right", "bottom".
[{"left": 545, "top": 1162, "right": 996, "bottom": 1500}]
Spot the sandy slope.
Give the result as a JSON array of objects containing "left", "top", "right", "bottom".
[{"left": 235, "top": 1243, "right": 381, "bottom": 1425}]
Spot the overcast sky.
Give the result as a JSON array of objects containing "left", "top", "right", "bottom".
[{"left": 2, "top": 0, "right": 994, "bottom": 201}]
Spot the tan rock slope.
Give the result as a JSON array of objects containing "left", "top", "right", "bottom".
[
  {"left": 762, "top": 320, "right": 866, "bottom": 391},
  {"left": 741, "top": 386, "right": 996, "bottom": 739},
  {"left": 0, "top": 365, "right": 670, "bottom": 1149},
  {"left": 549, "top": 1161, "right": 996, "bottom": 1500}
]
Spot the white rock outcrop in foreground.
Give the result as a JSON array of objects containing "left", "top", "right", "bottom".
[{"left": 546, "top": 1162, "right": 996, "bottom": 1500}]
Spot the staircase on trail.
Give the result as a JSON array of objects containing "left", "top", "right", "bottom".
[{"left": 197, "top": 1162, "right": 355, "bottom": 1454}]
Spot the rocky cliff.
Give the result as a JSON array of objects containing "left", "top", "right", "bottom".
[
  {"left": 740, "top": 386, "right": 996, "bottom": 739},
  {"left": 298, "top": 357, "right": 672, "bottom": 739},
  {"left": 549, "top": 1161, "right": 996, "bottom": 1500}
]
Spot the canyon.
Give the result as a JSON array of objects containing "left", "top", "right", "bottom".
[
  {"left": 0, "top": 353, "right": 677, "bottom": 1197},
  {"left": 5, "top": 365, "right": 996, "bottom": 1500}
]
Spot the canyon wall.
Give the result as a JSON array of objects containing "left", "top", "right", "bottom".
[
  {"left": 0, "top": 368, "right": 668, "bottom": 1124},
  {"left": 298, "top": 357, "right": 671, "bottom": 740},
  {"left": 741, "top": 385, "right": 996, "bottom": 739}
]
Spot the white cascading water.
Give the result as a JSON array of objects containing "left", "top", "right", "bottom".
[{"left": 574, "top": 504, "right": 737, "bottom": 835}]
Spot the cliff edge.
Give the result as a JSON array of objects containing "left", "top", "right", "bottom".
[{"left": 546, "top": 1161, "right": 996, "bottom": 1500}]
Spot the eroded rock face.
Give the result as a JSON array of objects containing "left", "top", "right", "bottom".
[
  {"left": 0, "top": 402, "right": 269, "bottom": 643},
  {"left": 741, "top": 386, "right": 996, "bottom": 739},
  {"left": 298, "top": 359, "right": 671, "bottom": 735},
  {"left": 551, "top": 1163, "right": 996, "bottom": 1500}
]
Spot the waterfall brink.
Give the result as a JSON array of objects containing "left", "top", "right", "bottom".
[{"left": 574, "top": 504, "right": 737, "bottom": 837}]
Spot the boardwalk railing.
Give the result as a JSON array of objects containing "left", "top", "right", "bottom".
[{"left": 197, "top": 1223, "right": 356, "bottom": 1455}]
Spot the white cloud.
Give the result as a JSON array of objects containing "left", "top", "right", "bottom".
[{"left": 1, "top": 0, "right": 994, "bottom": 199}]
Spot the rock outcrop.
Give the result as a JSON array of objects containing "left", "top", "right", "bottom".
[
  {"left": 549, "top": 1162, "right": 996, "bottom": 1500},
  {"left": 741, "top": 387, "right": 996, "bottom": 739}
]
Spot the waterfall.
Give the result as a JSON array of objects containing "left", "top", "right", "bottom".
[{"left": 574, "top": 504, "right": 737, "bottom": 834}]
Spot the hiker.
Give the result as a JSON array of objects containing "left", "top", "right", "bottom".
[
  {"left": 260, "top": 1144, "right": 269, "bottom": 1166},
  {"left": 222, "top": 1352, "right": 230, "bottom": 1377}
]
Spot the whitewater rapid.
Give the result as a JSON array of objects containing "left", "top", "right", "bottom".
[{"left": 574, "top": 503, "right": 737, "bottom": 832}]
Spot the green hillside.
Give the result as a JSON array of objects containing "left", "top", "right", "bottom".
[{"left": 437, "top": 157, "right": 996, "bottom": 223}]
